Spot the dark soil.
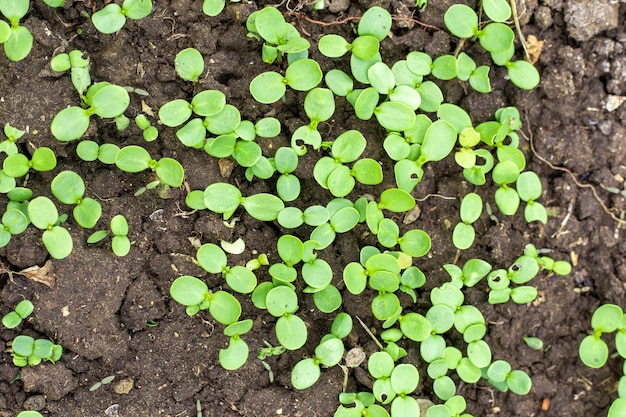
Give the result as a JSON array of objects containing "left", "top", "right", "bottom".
[{"left": 1, "top": 0, "right": 625, "bottom": 416}]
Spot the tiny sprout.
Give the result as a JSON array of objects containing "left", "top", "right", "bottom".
[
  {"left": 523, "top": 336, "right": 544, "bottom": 351},
  {"left": 89, "top": 375, "right": 116, "bottom": 391},
  {"left": 11, "top": 335, "right": 63, "bottom": 367},
  {"left": 2, "top": 299, "right": 34, "bottom": 329},
  {"left": 111, "top": 215, "right": 131, "bottom": 256}
]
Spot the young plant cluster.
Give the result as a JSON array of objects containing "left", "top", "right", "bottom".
[
  {"left": 0, "top": 1, "right": 581, "bottom": 416},
  {"left": 2, "top": 300, "right": 63, "bottom": 367},
  {"left": 155, "top": 4, "right": 572, "bottom": 417}
]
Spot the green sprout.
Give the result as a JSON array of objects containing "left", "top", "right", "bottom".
[
  {"left": 76, "top": 141, "right": 120, "bottom": 164},
  {"left": 3, "top": 146, "right": 56, "bottom": 178},
  {"left": 0, "top": 123, "right": 25, "bottom": 155},
  {"left": 51, "top": 82, "right": 131, "bottom": 142},
  {"left": 2, "top": 299, "right": 34, "bottom": 329},
  {"left": 11, "top": 335, "right": 62, "bottom": 367},
  {"left": 115, "top": 145, "right": 184, "bottom": 188},
  {"left": 135, "top": 114, "right": 159, "bottom": 142},
  {"left": 110, "top": 215, "right": 131, "bottom": 256},
  {"left": 51, "top": 170, "right": 102, "bottom": 229},
  {"left": 27, "top": 196, "right": 73, "bottom": 259},
  {"left": 291, "top": 313, "right": 352, "bottom": 389},
  {"left": 92, "top": 0, "right": 153, "bottom": 34},
  {"left": 170, "top": 275, "right": 241, "bottom": 323},
  {"left": 51, "top": 50, "right": 91, "bottom": 96},
  {"left": 0, "top": 0, "right": 33, "bottom": 61},
  {"left": 196, "top": 243, "right": 257, "bottom": 294},
  {"left": 452, "top": 193, "right": 483, "bottom": 250},
  {"left": 313, "top": 130, "right": 382, "bottom": 197},
  {"left": 249, "top": 58, "right": 322, "bottom": 104},
  {"left": 579, "top": 304, "right": 625, "bottom": 369},
  {"left": 246, "top": 6, "right": 310, "bottom": 64},
  {"left": 202, "top": 182, "right": 284, "bottom": 221}
]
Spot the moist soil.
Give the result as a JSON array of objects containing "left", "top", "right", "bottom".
[{"left": 0, "top": 1, "right": 625, "bottom": 416}]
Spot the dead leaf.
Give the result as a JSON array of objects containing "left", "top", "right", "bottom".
[
  {"left": 526, "top": 35, "right": 544, "bottom": 64},
  {"left": 18, "top": 260, "right": 55, "bottom": 288}
]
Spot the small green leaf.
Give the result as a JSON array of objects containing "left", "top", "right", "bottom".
[
  {"left": 357, "top": 6, "right": 392, "bottom": 41},
  {"left": 175, "top": 48, "right": 204, "bottom": 82},
  {"left": 51, "top": 107, "right": 90, "bottom": 142},
  {"left": 276, "top": 314, "right": 307, "bottom": 350},
  {"left": 318, "top": 34, "right": 350, "bottom": 58},
  {"left": 4, "top": 26, "right": 33, "bottom": 61},
  {"left": 285, "top": 58, "right": 322, "bottom": 91},
  {"left": 444, "top": 4, "right": 478, "bottom": 38},
  {"left": 219, "top": 337, "right": 248, "bottom": 370},
  {"left": 209, "top": 291, "right": 241, "bottom": 325},
  {"left": 291, "top": 358, "right": 321, "bottom": 389},
  {"left": 170, "top": 275, "right": 209, "bottom": 307},
  {"left": 242, "top": 193, "right": 284, "bottom": 221},
  {"left": 507, "top": 60, "right": 540, "bottom": 90},
  {"left": 374, "top": 101, "right": 416, "bottom": 132},
  {"left": 43, "top": 226, "right": 73, "bottom": 259},
  {"left": 196, "top": 243, "right": 227, "bottom": 274},
  {"left": 250, "top": 71, "right": 286, "bottom": 104},
  {"left": 92, "top": 3, "right": 126, "bottom": 34}
]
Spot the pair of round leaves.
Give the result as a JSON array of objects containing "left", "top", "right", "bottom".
[
  {"left": 51, "top": 170, "right": 102, "bottom": 229},
  {"left": 250, "top": 58, "right": 322, "bottom": 104},
  {"left": 27, "top": 196, "right": 73, "bottom": 259},
  {"left": 196, "top": 243, "right": 257, "bottom": 294},
  {"left": 51, "top": 84, "right": 131, "bottom": 142},
  {"left": 169, "top": 275, "right": 242, "bottom": 325},
  {"left": 3, "top": 147, "right": 56, "bottom": 182},
  {"left": 291, "top": 337, "right": 345, "bottom": 390},
  {"left": 159, "top": 89, "right": 227, "bottom": 128},
  {"left": 579, "top": 304, "right": 626, "bottom": 369},
  {"left": 203, "top": 182, "right": 284, "bottom": 221},
  {"left": 115, "top": 145, "right": 184, "bottom": 188},
  {"left": 265, "top": 285, "right": 307, "bottom": 350},
  {"left": 91, "top": 0, "right": 153, "bottom": 34},
  {"left": 452, "top": 192, "right": 483, "bottom": 250}
]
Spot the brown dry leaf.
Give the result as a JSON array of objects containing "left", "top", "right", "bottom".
[
  {"left": 526, "top": 35, "right": 544, "bottom": 64},
  {"left": 18, "top": 260, "right": 55, "bottom": 288},
  {"left": 141, "top": 100, "right": 154, "bottom": 117}
]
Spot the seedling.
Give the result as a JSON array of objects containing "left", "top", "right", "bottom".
[
  {"left": 0, "top": 123, "right": 25, "bottom": 155},
  {"left": 196, "top": 243, "right": 257, "bottom": 294},
  {"left": 452, "top": 193, "right": 483, "bottom": 250},
  {"left": 0, "top": 0, "right": 33, "bottom": 61},
  {"left": 170, "top": 275, "right": 242, "bottom": 324},
  {"left": 220, "top": 319, "right": 253, "bottom": 370},
  {"left": 291, "top": 313, "right": 352, "bottom": 389},
  {"left": 0, "top": 207, "right": 29, "bottom": 248},
  {"left": 3, "top": 146, "right": 56, "bottom": 178},
  {"left": 11, "top": 335, "right": 63, "bottom": 367},
  {"left": 27, "top": 196, "right": 73, "bottom": 259},
  {"left": 92, "top": 0, "right": 153, "bottom": 34},
  {"left": 51, "top": 170, "right": 102, "bottom": 228},
  {"left": 51, "top": 50, "right": 91, "bottom": 96},
  {"left": 275, "top": 147, "right": 300, "bottom": 201},
  {"left": 2, "top": 299, "right": 34, "bottom": 329},
  {"left": 313, "top": 130, "right": 382, "bottom": 197},
  {"left": 76, "top": 140, "right": 120, "bottom": 164},
  {"left": 483, "top": 360, "right": 532, "bottom": 395},
  {"left": 250, "top": 58, "right": 322, "bottom": 104},
  {"left": 443, "top": 4, "right": 539, "bottom": 90},
  {"left": 579, "top": 304, "right": 625, "bottom": 369},
  {"left": 51, "top": 82, "right": 131, "bottom": 142},
  {"left": 135, "top": 114, "right": 159, "bottom": 142},
  {"left": 202, "top": 182, "right": 284, "bottom": 221},
  {"left": 111, "top": 215, "right": 131, "bottom": 256},
  {"left": 246, "top": 7, "right": 310, "bottom": 64},
  {"left": 115, "top": 145, "right": 184, "bottom": 188},
  {"left": 89, "top": 375, "right": 116, "bottom": 391},
  {"left": 291, "top": 88, "right": 335, "bottom": 154}
]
